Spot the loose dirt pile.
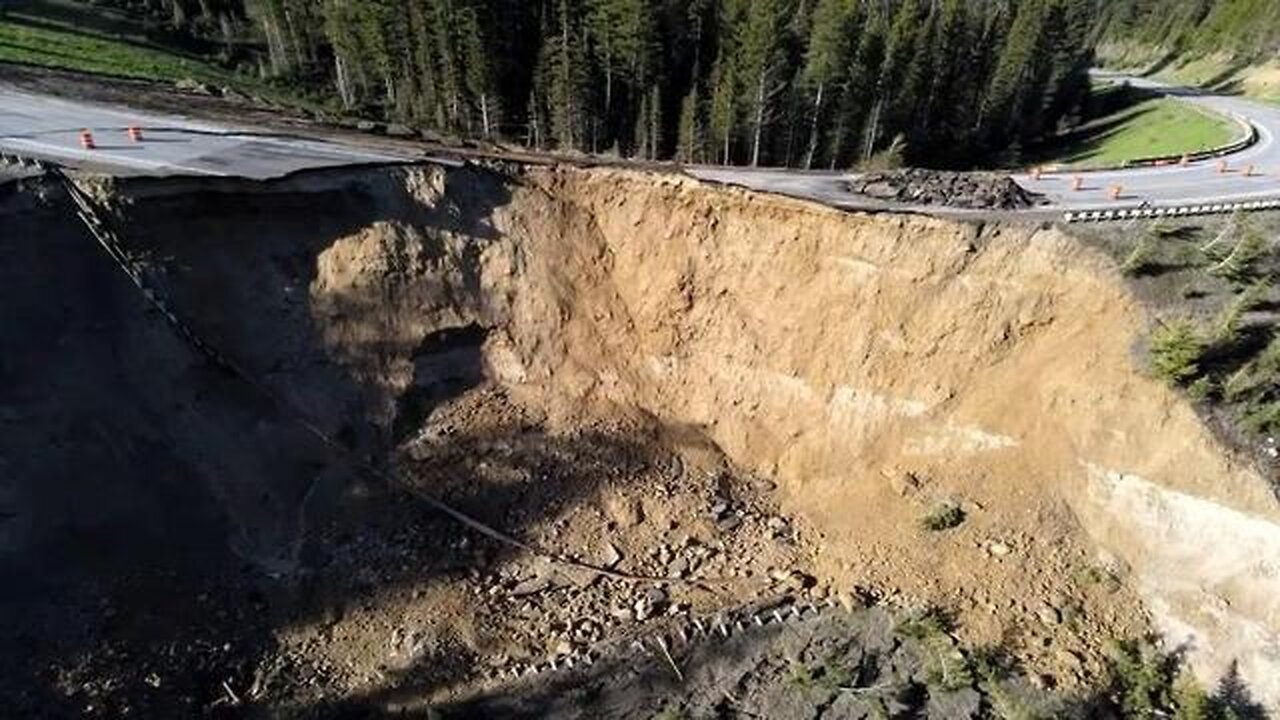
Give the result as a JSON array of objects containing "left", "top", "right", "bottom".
[
  {"left": 1, "top": 163, "right": 1276, "bottom": 716},
  {"left": 849, "top": 169, "right": 1044, "bottom": 209}
]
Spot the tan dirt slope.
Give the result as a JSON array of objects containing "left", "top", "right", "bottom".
[
  {"left": 3, "top": 163, "right": 1277, "bottom": 711},
  {"left": 491, "top": 168, "right": 1279, "bottom": 706}
]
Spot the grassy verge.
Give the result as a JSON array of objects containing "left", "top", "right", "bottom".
[
  {"left": 0, "top": 0, "right": 318, "bottom": 110},
  {"left": 1037, "top": 91, "right": 1241, "bottom": 169}
]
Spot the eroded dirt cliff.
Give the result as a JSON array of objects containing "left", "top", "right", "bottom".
[{"left": 1, "top": 163, "right": 1276, "bottom": 715}]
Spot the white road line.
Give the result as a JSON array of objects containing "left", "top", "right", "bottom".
[{"left": 1, "top": 136, "right": 229, "bottom": 177}]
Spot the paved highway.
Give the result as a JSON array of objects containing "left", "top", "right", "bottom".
[
  {"left": 0, "top": 85, "right": 427, "bottom": 179},
  {"left": 689, "top": 74, "right": 1280, "bottom": 215},
  {"left": 5, "top": 73, "right": 1280, "bottom": 212}
]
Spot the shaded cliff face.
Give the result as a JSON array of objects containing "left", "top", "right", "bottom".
[{"left": 0, "top": 164, "right": 1275, "bottom": 712}]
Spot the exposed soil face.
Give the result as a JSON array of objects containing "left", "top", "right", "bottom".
[{"left": 1, "top": 163, "right": 1276, "bottom": 715}]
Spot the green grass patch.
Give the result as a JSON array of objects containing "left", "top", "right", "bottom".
[
  {"left": 0, "top": 1, "right": 316, "bottom": 109},
  {"left": 0, "top": 18, "right": 236, "bottom": 85},
  {"left": 1041, "top": 97, "right": 1240, "bottom": 169}
]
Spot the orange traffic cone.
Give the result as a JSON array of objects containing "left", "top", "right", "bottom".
[
  {"left": 127, "top": 126, "right": 144, "bottom": 142},
  {"left": 1180, "top": 154, "right": 1190, "bottom": 167},
  {"left": 1030, "top": 167, "right": 1042, "bottom": 181},
  {"left": 1217, "top": 159, "right": 1229, "bottom": 174},
  {"left": 1071, "top": 176, "right": 1084, "bottom": 192},
  {"left": 79, "top": 129, "right": 96, "bottom": 150},
  {"left": 1109, "top": 185, "right": 1124, "bottom": 200}
]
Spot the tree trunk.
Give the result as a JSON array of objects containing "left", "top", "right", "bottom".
[
  {"left": 862, "top": 98, "right": 883, "bottom": 162},
  {"left": 560, "top": 2, "right": 576, "bottom": 149},
  {"left": 334, "top": 54, "right": 355, "bottom": 109},
  {"left": 803, "top": 82, "right": 824, "bottom": 170},
  {"left": 750, "top": 66, "right": 769, "bottom": 168}
]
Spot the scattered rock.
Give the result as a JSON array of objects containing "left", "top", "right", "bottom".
[
  {"left": 604, "top": 494, "right": 645, "bottom": 528},
  {"left": 836, "top": 590, "right": 865, "bottom": 613},
  {"left": 559, "top": 565, "right": 602, "bottom": 590},
  {"left": 600, "top": 542, "right": 622, "bottom": 569},
  {"left": 715, "top": 515, "right": 742, "bottom": 532},
  {"left": 926, "top": 687, "right": 982, "bottom": 719},
  {"left": 1055, "top": 648, "right": 1084, "bottom": 673},
  {"left": 667, "top": 456, "right": 684, "bottom": 482},
  {"left": 634, "top": 586, "right": 668, "bottom": 621},
  {"left": 986, "top": 540, "right": 1013, "bottom": 557},
  {"left": 510, "top": 576, "right": 551, "bottom": 597},
  {"left": 770, "top": 569, "right": 815, "bottom": 592},
  {"left": 1036, "top": 603, "right": 1062, "bottom": 626}
]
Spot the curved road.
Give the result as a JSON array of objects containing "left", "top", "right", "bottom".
[
  {"left": 3, "top": 72, "right": 1280, "bottom": 212},
  {"left": 689, "top": 73, "right": 1280, "bottom": 216}
]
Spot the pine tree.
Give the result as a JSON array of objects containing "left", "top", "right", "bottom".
[
  {"left": 737, "top": 0, "right": 792, "bottom": 166},
  {"left": 920, "top": 0, "right": 971, "bottom": 162},
  {"left": 708, "top": 0, "right": 745, "bottom": 165},
  {"left": 801, "top": 0, "right": 856, "bottom": 168},
  {"left": 981, "top": 0, "right": 1050, "bottom": 155},
  {"left": 677, "top": 81, "right": 705, "bottom": 163},
  {"left": 538, "top": 0, "right": 589, "bottom": 150},
  {"left": 456, "top": 3, "right": 497, "bottom": 137},
  {"left": 878, "top": 0, "right": 923, "bottom": 141},
  {"left": 174, "top": 0, "right": 1099, "bottom": 169},
  {"left": 900, "top": 2, "right": 938, "bottom": 154}
]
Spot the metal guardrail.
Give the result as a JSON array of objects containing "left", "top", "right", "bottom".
[{"left": 1063, "top": 198, "right": 1280, "bottom": 223}]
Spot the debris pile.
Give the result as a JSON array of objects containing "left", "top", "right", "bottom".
[{"left": 849, "top": 169, "right": 1043, "bottom": 209}]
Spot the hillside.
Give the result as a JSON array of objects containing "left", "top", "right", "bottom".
[{"left": 1098, "top": 0, "right": 1280, "bottom": 100}]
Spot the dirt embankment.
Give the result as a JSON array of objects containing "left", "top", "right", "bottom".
[
  {"left": 506, "top": 167, "right": 1280, "bottom": 709},
  {"left": 1, "top": 163, "right": 1277, "bottom": 715}
]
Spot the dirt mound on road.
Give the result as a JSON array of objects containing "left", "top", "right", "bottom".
[{"left": 849, "top": 168, "right": 1043, "bottom": 209}]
